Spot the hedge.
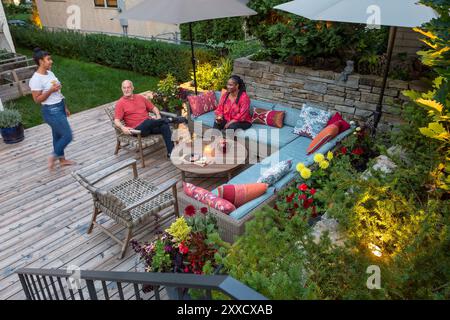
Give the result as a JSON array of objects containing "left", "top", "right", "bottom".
[{"left": 10, "top": 26, "right": 218, "bottom": 81}]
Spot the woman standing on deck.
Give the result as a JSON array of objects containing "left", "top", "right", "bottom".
[{"left": 29, "top": 48, "right": 74, "bottom": 170}]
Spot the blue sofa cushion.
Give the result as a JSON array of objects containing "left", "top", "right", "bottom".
[
  {"left": 250, "top": 99, "right": 275, "bottom": 113},
  {"left": 191, "top": 110, "right": 215, "bottom": 127},
  {"left": 273, "top": 104, "right": 302, "bottom": 127},
  {"left": 234, "top": 124, "right": 299, "bottom": 149}
]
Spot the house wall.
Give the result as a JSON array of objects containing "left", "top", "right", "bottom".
[
  {"left": 36, "top": 0, "right": 179, "bottom": 38},
  {"left": 0, "top": 1, "right": 16, "bottom": 52}
]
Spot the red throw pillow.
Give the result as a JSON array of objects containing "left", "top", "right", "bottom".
[
  {"left": 183, "top": 182, "right": 236, "bottom": 214},
  {"left": 187, "top": 91, "right": 216, "bottom": 117},
  {"left": 327, "top": 112, "right": 350, "bottom": 133},
  {"left": 307, "top": 124, "right": 339, "bottom": 154},
  {"left": 252, "top": 108, "right": 285, "bottom": 128},
  {"left": 217, "top": 183, "right": 268, "bottom": 208}
]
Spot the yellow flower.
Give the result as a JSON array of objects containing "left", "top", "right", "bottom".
[
  {"left": 296, "top": 162, "right": 305, "bottom": 172},
  {"left": 165, "top": 217, "right": 191, "bottom": 244},
  {"left": 326, "top": 151, "right": 333, "bottom": 161},
  {"left": 314, "top": 153, "right": 325, "bottom": 163},
  {"left": 300, "top": 167, "right": 311, "bottom": 179},
  {"left": 319, "top": 160, "right": 330, "bottom": 169}
]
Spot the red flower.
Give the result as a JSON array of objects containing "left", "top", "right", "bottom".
[
  {"left": 200, "top": 207, "right": 208, "bottom": 214},
  {"left": 293, "top": 203, "right": 299, "bottom": 209},
  {"left": 274, "top": 204, "right": 279, "bottom": 211},
  {"left": 341, "top": 146, "right": 348, "bottom": 154},
  {"left": 303, "top": 198, "right": 314, "bottom": 209},
  {"left": 298, "top": 183, "right": 308, "bottom": 191},
  {"left": 299, "top": 194, "right": 307, "bottom": 201},
  {"left": 184, "top": 205, "right": 196, "bottom": 217},
  {"left": 184, "top": 267, "right": 190, "bottom": 273},
  {"left": 178, "top": 242, "right": 189, "bottom": 255},
  {"left": 351, "top": 147, "right": 364, "bottom": 156},
  {"left": 309, "top": 188, "right": 316, "bottom": 195},
  {"left": 286, "top": 192, "right": 295, "bottom": 203}
]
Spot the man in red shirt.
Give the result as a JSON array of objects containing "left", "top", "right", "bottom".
[{"left": 114, "top": 80, "right": 185, "bottom": 157}]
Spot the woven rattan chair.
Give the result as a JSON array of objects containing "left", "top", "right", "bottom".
[
  {"left": 105, "top": 103, "right": 165, "bottom": 168},
  {"left": 72, "top": 158, "right": 180, "bottom": 259}
]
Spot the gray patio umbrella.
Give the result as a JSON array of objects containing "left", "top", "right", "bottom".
[
  {"left": 274, "top": 0, "right": 438, "bottom": 131},
  {"left": 116, "top": 0, "right": 257, "bottom": 95}
]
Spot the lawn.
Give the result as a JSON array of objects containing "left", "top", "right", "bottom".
[{"left": 6, "top": 48, "right": 159, "bottom": 128}]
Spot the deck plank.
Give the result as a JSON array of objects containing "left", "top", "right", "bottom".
[{"left": 0, "top": 101, "right": 227, "bottom": 300}]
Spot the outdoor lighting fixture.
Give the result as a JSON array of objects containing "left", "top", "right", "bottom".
[{"left": 368, "top": 243, "right": 382, "bottom": 257}]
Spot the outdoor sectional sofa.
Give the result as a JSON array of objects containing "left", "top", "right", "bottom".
[{"left": 178, "top": 91, "right": 354, "bottom": 243}]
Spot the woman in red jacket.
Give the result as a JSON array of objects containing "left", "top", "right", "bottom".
[{"left": 214, "top": 75, "right": 252, "bottom": 131}]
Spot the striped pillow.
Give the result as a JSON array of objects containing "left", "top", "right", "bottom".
[
  {"left": 217, "top": 183, "right": 268, "bottom": 208},
  {"left": 306, "top": 124, "right": 339, "bottom": 154}
]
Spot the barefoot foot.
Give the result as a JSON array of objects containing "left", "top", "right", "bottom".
[
  {"left": 59, "top": 159, "right": 76, "bottom": 166},
  {"left": 48, "top": 156, "right": 56, "bottom": 170}
]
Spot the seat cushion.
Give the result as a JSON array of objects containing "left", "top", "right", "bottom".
[
  {"left": 234, "top": 124, "right": 299, "bottom": 149},
  {"left": 191, "top": 110, "right": 215, "bottom": 127},
  {"left": 250, "top": 99, "right": 275, "bottom": 113},
  {"left": 273, "top": 104, "right": 302, "bottom": 127}
]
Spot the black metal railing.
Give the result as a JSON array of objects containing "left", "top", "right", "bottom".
[{"left": 16, "top": 268, "right": 267, "bottom": 300}]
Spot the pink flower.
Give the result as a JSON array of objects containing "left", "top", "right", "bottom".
[
  {"left": 184, "top": 205, "right": 196, "bottom": 217},
  {"left": 184, "top": 267, "right": 190, "bottom": 273}
]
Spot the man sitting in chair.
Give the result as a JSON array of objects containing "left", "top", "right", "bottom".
[{"left": 114, "top": 80, "right": 186, "bottom": 158}]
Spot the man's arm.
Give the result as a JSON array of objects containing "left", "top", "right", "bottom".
[
  {"left": 143, "top": 96, "right": 161, "bottom": 119},
  {"left": 152, "top": 105, "right": 162, "bottom": 119}
]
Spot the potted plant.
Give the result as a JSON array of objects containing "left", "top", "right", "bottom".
[
  {"left": 150, "top": 73, "right": 187, "bottom": 116},
  {"left": 131, "top": 206, "right": 229, "bottom": 299},
  {"left": 0, "top": 108, "right": 24, "bottom": 144}
]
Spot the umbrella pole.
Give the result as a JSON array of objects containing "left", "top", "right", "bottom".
[
  {"left": 373, "top": 26, "right": 397, "bottom": 134},
  {"left": 189, "top": 23, "right": 198, "bottom": 95}
]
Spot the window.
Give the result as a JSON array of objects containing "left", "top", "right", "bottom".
[{"left": 94, "top": 0, "right": 118, "bottom": 8}]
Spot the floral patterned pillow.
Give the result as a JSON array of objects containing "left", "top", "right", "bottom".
[
  {"left": 183, "top": 182, "right": 236, "bottom": 214},
  {"left": 257, "top": 159, "right": 293, "bottom": 186},
  {"left": 293, "top": 104, "right": 331, "bottom": 138},
  {"left": 187, "top": 91, "right": 217, "bottom": 117}
]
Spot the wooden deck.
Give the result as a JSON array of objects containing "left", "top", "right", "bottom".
[{"left": 0, "top": 101, "right": 227, "bottom": 300}]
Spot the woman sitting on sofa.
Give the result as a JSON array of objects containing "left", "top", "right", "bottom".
[{"left": 214, "top": 75, "right": 252, "bottom": 131}]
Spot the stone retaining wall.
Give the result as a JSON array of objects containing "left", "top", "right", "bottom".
[{"left": 233, "top": 57, "right": 429, "bottom": 129}]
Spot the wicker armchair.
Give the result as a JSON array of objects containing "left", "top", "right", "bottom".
[
  {"left": 72, "top": 158, "right": 180, "bottom": 259},
  {"left": 105, "top": 103, "right": 166, "bottom": 168}
]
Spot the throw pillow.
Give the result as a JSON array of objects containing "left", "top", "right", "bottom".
[
  {"left": 257, "top": 159, "right": 293, "bottom": 186},
  {"left": 187, "top": 91, "right": 216, "bottom": 117},
  {"left": 183, "top": 182, "right": 236, "bottom": 214},
  {"left": 327, "top": 112, "right": 351, "bottom": 133},
  {"left": 217, "top": 183, "right": 268, "bottom": 207},
  {"left": 306, "top": 124, "right": 340, "bottom": 154},
  {"left": 252, "top": 108, "right": 285, "bottom": 128},
  {"left": 293, "top": 104, "right": 331, "bottom": 138}
]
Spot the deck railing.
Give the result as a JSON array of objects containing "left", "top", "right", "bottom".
[{"left": 16, "top": 268, "right": 267, "bottom": 300}]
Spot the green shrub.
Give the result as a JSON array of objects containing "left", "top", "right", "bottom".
[
  {"left": 0, "top": 108, "right": 22, "bottom": 128},
  {"left": 194, "top": 57, "right": 233, "bottom": 91},
  {"left": 10, "top": 26, "right": 218, "bottom": 81}
]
